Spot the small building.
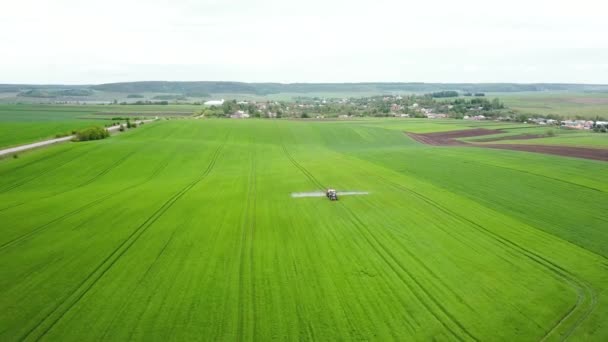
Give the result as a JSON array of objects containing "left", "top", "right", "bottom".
[
  {"left": 230, "top": 110, "right": 250, "bottom": 119},
  {"left": 204, "top": 99, "right": 225, "bottom": 106}
]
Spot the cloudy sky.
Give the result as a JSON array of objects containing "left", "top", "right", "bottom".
[{"left": 1, "top": 0, "right": 607, "bottom": 84}]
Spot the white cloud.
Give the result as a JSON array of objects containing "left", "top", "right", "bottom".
[{"left": 0, "top": 0, "right": 607, "bottom": 83}]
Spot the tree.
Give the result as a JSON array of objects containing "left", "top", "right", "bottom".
[
  {"left": 491, "top": 98, "right": 503, "bottom": 109},
  {"left": 516, "top": 114, "right": 528, "bottom": 122},
  {"left": 75, "top": 126, "right": 110, "bottom": 141}
]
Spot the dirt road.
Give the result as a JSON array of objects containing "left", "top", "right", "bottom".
[{"left": 0, "top": 119, "right": 155, "bottom": 158}]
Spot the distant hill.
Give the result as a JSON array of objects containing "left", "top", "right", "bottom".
[
  {"left": 17, "top": 88, "right": 94, "bottom": 98},
  {"left": 2, "top": 82, "right": 608, "bottom": 98},
  {"left": 91, "top": 81, "right": 608, "bottom": 95}
]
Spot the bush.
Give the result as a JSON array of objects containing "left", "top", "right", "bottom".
[
  {"left": 119, "top": 125, "right": 125, "bottom": 132},
  {"left": 75, "top": 126, "right": 110, "bottom": 141},
  {"left": 13, "top": 154, "right": 18, "bottom": 159},
  {"left": 546, "top": 129, "right": 556, "bottom": 137}
]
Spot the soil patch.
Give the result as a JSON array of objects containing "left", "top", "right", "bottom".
[
  {"left": 474, "top": 134, "right": 546, "bottom": 142},
  {"left": 406, "top": 129, "right": 608, "bottom": 162},
  {"left": 407, "top": 129, "right": 503, "bottom": 146}
]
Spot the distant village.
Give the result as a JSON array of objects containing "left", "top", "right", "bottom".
[{"left": 198, "top": 94, "right": 607, "bottom": 132}]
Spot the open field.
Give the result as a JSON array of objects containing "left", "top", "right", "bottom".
[
  {"left": 1, "top": 119, "right": 607, "bottom": 340},
  {"left": 495, "top": 92, "right": 608, "bottom": 119},
  {"left": 0, "top": 104, "right": 199, "bottom": 148}
]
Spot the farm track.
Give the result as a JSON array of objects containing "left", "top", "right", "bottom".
[
  {"left": 20, "top": 135, "right": 229, "bottom": 342},
  {"left": 76, "top": 150, "right": 137, "bottom": 188},
  {"left": 98, "top": 226, "right": 180, "bottom": 341},
  {"left": 0, "top": 144, "right": 103, "bottom": 194},
  {"left": 0, "top": 160, "right": 169, "bottom": 252},
  {"left": 279, "top": 135, "right": 477, "bottom": 341},
  {"left": 0, "top": 144, "right": 156, "bottom": 212},
  {"left": 278, "top": 130, "right": 362, "bottom": 337},
  {"left": 369, "top": 172, "right": 597, "bottom": 341},
  {"left": 237, "top": 147, "right": 257, "bottom": 340},
  {"left": 0, "top": 145, "right": 77, "bottom": 175}
]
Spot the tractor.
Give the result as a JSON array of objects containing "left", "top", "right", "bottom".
[{"left": 326, "top": 189, "right": 338, "bottom": 201}]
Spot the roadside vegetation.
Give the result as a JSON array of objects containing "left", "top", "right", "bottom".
[{"left": 73, "top": 126, "right": 110, "bottom": 141}]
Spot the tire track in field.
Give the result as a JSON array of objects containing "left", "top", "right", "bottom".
[
  {"left": 338, "top": 204, "right": 476, "bottom": 342},
  {"left": 372, "top": 174, "right": 597, "bottom": 341},
  {"left": 98, "top": 227, "right": 180, "bottom": 341},
  {"left": 236, "top": 147, "right": 257, "bottom": 340},
  {"left": 278, "top": 131, "right": 363, "bottom": 338},
  {"left": 459, "top": 157, "right": 607, "bottom": 194},
  {"left": 20, "top": 136, "right": 228, "bottom": 342},
  {"left": 0, "top": 144, "right": 104, "bottom": 194},
  {"left": 0, "top": 161, "right": 169, "bottom": 253},
  {"left": 0, "top": 144, "right": 77, "bottom": 175},
  {"left": 278, "top": 136, "right": 476, "bottom": 341},
  {"left": 0, "top": 125, "right": 173, "bottom": 212},
  {"left": 76, "top": 150, "right": 137, "bottom": 188}
]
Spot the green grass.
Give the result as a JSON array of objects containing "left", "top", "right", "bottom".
[
  {"left": 0, "top": 104, "right": 200, "bottom": 148},
  {"left": 0, "top": 119, "right": 607, "bottom": 340}
]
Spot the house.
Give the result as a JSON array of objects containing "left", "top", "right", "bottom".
[
  {"left": 561, "top": 120, "right": 593, "bottom": 130},
  {"left": 426, "top": 113, "right": 447, "bottom": 119},
  {"left": 230, "top": 110, "right": 250, "bottom": 119},
  {"left": 204, "top": 99, "right": 224, "bottom": 106}
]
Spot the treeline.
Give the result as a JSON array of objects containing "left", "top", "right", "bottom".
[
  {"left": 18, "top": 89, "right": 94, "bottom": 98},
  {"left": 429, "top": 91, "right": 459, "bottom": 98},
  {"left": 118, "top": 100, "right": 169, "bottom": 105},
  {"left": 152, "top": 94, "right": 188, "bottom": 100}
]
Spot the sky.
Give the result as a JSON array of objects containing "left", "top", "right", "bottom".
[{"left": 1, "top": 0, "right": 607, "bottom": 84}]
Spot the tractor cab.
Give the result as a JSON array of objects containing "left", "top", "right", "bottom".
[{"left": 326, "top": 189, "right": 338, "bottom": 201}]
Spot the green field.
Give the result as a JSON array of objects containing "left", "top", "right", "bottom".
[
  {"left": 1, "top": 119, "right": 607, "bottom": 340},
  {"left": 0, "top": 104, "right": 199, "bottom": 148},
  {"left": 495, "top": 92, "right": 608, "bottom": 119}
]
